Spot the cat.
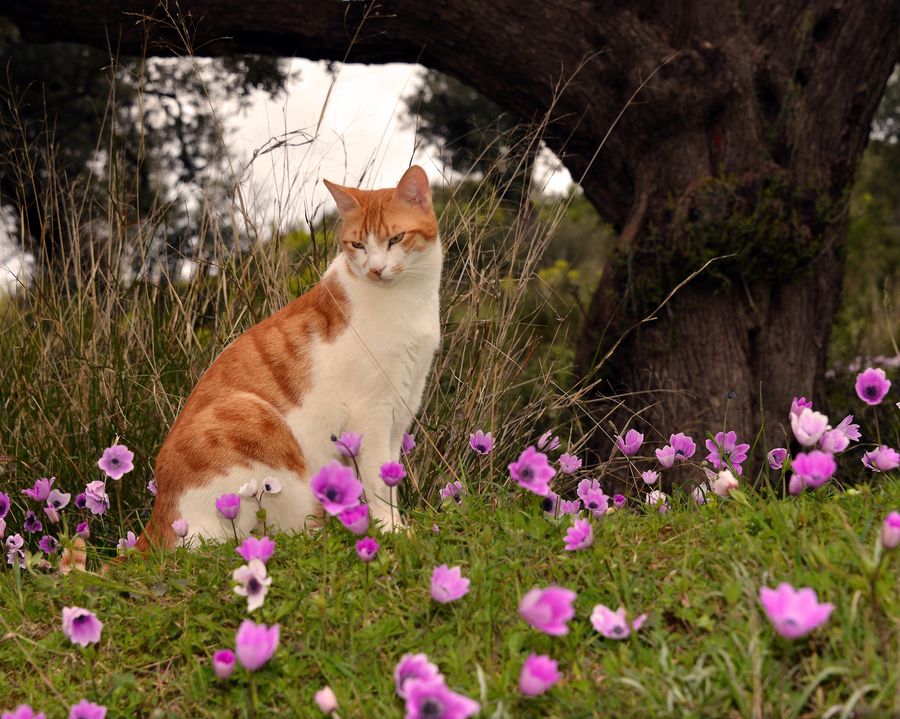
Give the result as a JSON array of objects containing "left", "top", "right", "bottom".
[{"left": 137, "top": 165, "right": 441, "bottom": 549}]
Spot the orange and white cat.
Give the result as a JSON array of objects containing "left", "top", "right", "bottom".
[{"left": 138, "top": 166, "right": 441, "bottom": 548}]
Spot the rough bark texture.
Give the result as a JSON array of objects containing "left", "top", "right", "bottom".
[{"left": 4, "top": 0, "right": 899, "bottom": 447}]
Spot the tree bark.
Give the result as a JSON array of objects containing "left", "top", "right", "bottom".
[{"left": 4, "top": 0, "right": 899, "bottom": 449}]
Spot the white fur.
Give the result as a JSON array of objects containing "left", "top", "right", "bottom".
[{"left": 177, "top": 239, "right": 442, "bottom": 542}]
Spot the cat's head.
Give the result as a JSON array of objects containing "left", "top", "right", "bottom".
[{"left": 323, "top": 165, "right": 439, "bottom": 285}]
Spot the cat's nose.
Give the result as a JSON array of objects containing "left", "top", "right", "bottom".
[{"left": 369, "top": 266, "right": 384, "bottom": 278}]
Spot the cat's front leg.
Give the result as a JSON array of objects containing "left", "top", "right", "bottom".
[{"left": 352, "top": 422, "right": 399, "bottom": 530}]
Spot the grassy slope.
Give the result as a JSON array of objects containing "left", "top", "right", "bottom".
[{"left": 2, "top": 480, "right": 899, "bottom": 719}]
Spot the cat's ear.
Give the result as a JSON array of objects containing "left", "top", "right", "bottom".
[
  {"left": 323, "top": 179, "right": 361, "bottom": 216},
  {"left": 395, "top": 165, "right": 432, "bottom": 210}
]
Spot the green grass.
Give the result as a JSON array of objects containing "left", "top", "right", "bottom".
[{"left": 2, "top": 480, "right": 899, "bottom": 718}]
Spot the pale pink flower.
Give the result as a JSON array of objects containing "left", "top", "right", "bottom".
[
  {"left": 790, "top": 408, "right": 829, "bottom": 446},
  {"left": 590, "top": 604, "right": 647, "bottom": 639},
  {"left": 615, "top": 429, "right": 643, "bottom": 456}
]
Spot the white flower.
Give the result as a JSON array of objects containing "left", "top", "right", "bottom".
[
  {"left": 790, "top": 408, "right": 829, "bottom": 447},
  {"left": 645, "top": 490, "right": 669, "bottom": 513},
  {"left": 233, "top": 559, "right": 272, "bottom": 612},
  {"left": 262, "top": 476, "right": 282, "bottom": 495},
  {"left": 712, "top": 469, "right": 739, "bottom": 497},
  {"left": 238, "top": 480, "right": 259, "bottom": 499},
  {"left": 691, "top": 484, "right": 710, "bottom": 504}
]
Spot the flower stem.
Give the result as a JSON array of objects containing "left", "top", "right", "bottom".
[
  {"left": 231, "top": 519, "right": 239, "bottom": 545},
  {"left": 247, "top": 672, "right": 259, "bottom": 719}
]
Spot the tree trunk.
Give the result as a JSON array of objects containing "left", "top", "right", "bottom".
[{"left": 5, "top": 0, "right": 899, "bottom": 448}]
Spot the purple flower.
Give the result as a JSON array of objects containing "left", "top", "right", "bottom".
[
  {"left": 311, "top": 461, "right": 363, "bottom": 516},
  {"left": 655, "top": 445, "right": 676, "bottom": 468},
  {"left": 76, "top": 522, "right": 90, "bottom": 540},
  {"left": 380, "top": 461, "right": 407, "bottom": 487},
  {"left": 641, "top": 470, "right": 659, "bottom": 485},
  {"left": 46, "top": 489, "right": 70, "bottom": 511},
  {"left": 401, "top": 432, "right": 416, "bottom": 454},
  {"left": 147, "top": 479, "right": 157, "bottom": 496},
  {"left": 332, "top": 431, "right": 363, "bottom": 458},
  {"left": 2, "top": 707, "right": 46, "bottom": 719},
  {"left": 469, "top": 430, "right": 494, "bottom": 455},
  {"left": 314, "top": 686, "right": 338, "bottom": 713},
  {"left": 537, "top": 430, "right": 561, "bottom": 452},
  {"left": 395, "top": 653, "right": 443, "bottom": 699},
  {"left": 559, "top": 499, "right": 581, "bottom": 515},
  {"left": 338, "top": 505, "right": 370, "bottom": 535},
  {"left": 236, "top": 536, "right": 276, "bottom": 563},
  {"left": 233, "top": 559, "right": 272, "bottom": 612},
  {"left": 171, "top": 519, "right": 189, "bottom": 538},
  {"left": 508, "top": 446, "right": 556, "bottom": 496},
  {"left": 759, "top": 583, "right": 833, "bottom": 639},
  {"left": 74, "top": 493, "right": 87, "bottom": 510},
  {"left": 862, "top": 446, "right": 900, "bottom": 472},
  {"left": 23, "top": 511, "right": 42, "bottom": 534},
  {"left": 590, "top": 604, "right": 647, "bottom": 639},
  {"left": 356, "top": 537, "right": 379, "bottom": 562},
  {"left": 6, "top": 533, "right": 24, "bottom": 550},
  {"left": 215, "top": 493, "right": 241, "bottom": 520},
  {"left": 541, "top": 490, "right": 560, "bottom": 517},
  {"left": 61, "top": 606, "right": 103, "bottom": 646},
  {"left": 97, "top": 444, "right": 134, "bottom": 480},
  {"left": 430, "top": 564, "right": 470, "bottom": 603},
  {"left": 67, "top": 700, "right": 106, "bottom": 719},
  {"left": 6, "top": 533, "right": 25, "bottom": 567},
  {"left": 855, "top": 367, "right": 891, "bottom": 405},
  {"left": 645, "top": 490, "right": 670, "bottom": 513},
  {"left": 705, "top": 431, "right": 750, "bottom": 474},
  {"left": 613, "top": 494, "right": 626, "bottom": 510},
  {"left": 819, "top": 415, "right": 861, "bottom": 454},
  {"left": 213, "top": 649, "right": 235, "bottom": 679},
  {"left": 38, "top": 535, "right": 59, "bottom": 555},
  {"left": 670, "top": 432, "right": 696, "bottom": 459},
  {"left": 576, "top": 479, "right": 608, "bottom": 517},
  {"left": 558, "top": 453, "right": 582, "bottom": 474},
  {"left": 0, "top": 491, "right": 10, "bottom": 518},
  {"left": 519, "top": 586, "right": 577, "bottom": 636},
  {"left": 790, "top": 408, "right": 829, "bottom": 447},
  {"left": 519, "top": 653, "right": 560, "bottom": 696},
  {"left": 615, "top": 429, "right": 644, "bottom": 456},
  {"left": 882, "top": 512, "right": 900, "bottom": 549},
  {"left": 790, "top": 396, "right": 813, "bottom": 417},
  {"left": 117, "top": 531, "right": 137, "bottom": 555},
  {"left": 22, "top": 477, "right": 54, "bottom": 502},
  {"left": 787, "top": 450, "right": 837, "bottom": 494},
  {"left": 767, "top": 448, "right": 788, "bottom": 470},
  {"left": 404, "top": 678, "right": 479, "bottom": 719},
  {"left": 84, "top": 481, "right": 109, "bottom": 515},
  {"left": 234, "top": 619, "right": 279, "bottom": 671},
  {"left": 439, "top": 481, "right": 465, "bottom": 503},
  {"left": 563, "top": 518, "right": 593, "bottom": 551}
]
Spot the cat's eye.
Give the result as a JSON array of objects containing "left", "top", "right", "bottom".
[
  {"left": 351, "top": 242, "right": 365, "bottom": 250},
  {"left": 388, "top": 234, "right": 403, "bottom": 247}
]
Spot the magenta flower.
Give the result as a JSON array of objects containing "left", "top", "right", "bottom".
[
  {"left": 469, "top": 430, "right": 494, "bottom": 455},
  {"left": 508, "top": 446, "right": 556, "bottom": 496},
  {"left": 767, "top": 448, "right": 788, "bottom": 470},
  {"left": 537, "top": 430, "right": 561, "bottom": 452},
  {"left": 74, "top": 493, "right": 87, "bottom": 510},
  {"left": 705, "top": 431, "right": 750, "bottom": 473},
  {"left": 97, "top": 444, "right": 134, "bottom": 480},
  {"left": 236, "top": 536, "right": 276, "bottom": 564},
  {"left": 558, "top": 453, "right": 582, "bottom": 474},
  {"left": 235, "top": 619, "right": 279, "bottom": 671},
  {"left": 311, "top": 461, "right": 363, "bottom": 515},
  {"left": 882, "top": 512, "right": 900, "bottom": 549},
  {"left": 789, "top": 450, "right": 837, "bottom": 494},
  {"left": 576, "top": 479, "right": 608, "bottom": 517},
  {"left": 655, "top": 445, "right": 676, "bottom": 468},
  {"left": 22, "top": 477, "right": 54, "bottom": 502},
  {"left": 380, "top": 461, "right": 407, "bottom": 487},
  {"left": 84, "top": 481, "right": 109, "bottom": 515},
  {"left": 404, "top": 678, "right": 479, "bottom": 719},
  {"left": 394, "top": 653, "right": 443, "bottom": 699},
  {"left": 613, "top": 494, "right": 626, "bottom": 510},
  {"left": 332, "top": 431, "right": 363, "bottom": 458},
  {"left": 233, "top": 559, "right": 272, "bottom": 612},
  {"left": 862, "top": 445, "right": 900, "bottom": 472},
  {"left": 790, "top": 408, "right": 829, "bottom": 446},
  {"left": 171, "top": 519, "right": 189, "bottom": 538},
  {"left": 563, "top": 518, "right": 593, "bottom": 551},
  {"left": 213, "top": 649, "right": 235, "bottom": 679},
  {"left": 117, "top": 531, "right": 138, "bottom": 555},
  {"left": 519, "top": 586, "right": 577, "bottom": 636},
  {"left": 670, "top": 432, "right": 696, "bottom": 459},
  {"left": 641, "top": 470, "right": 659, "bottom": 485},
  {"left": 855, "top": 367, "right": 891, "bottom": 405},
  {"left": 559, "top": 499, "right": 581, "bottom": 515},
  {"left": 61, "top": 606, "right": 103, "bottom": 647},
  {"left": 759, "top": 583, "right": 833, "bottom": 639},
  {"left": 819, "top": 415, "right": 861, "bottom": 454},
  {"left": 215, "top": 493, "right": 241, "bottom": 520},
  {"left": 0, "top": 491, "right": 9, "bottom": 518},
  {"left": 2, "top": 707, "right": 45, "bottom": 719},
  {"left": 590, "top": 604, "right": 647, "bottom": 639},
  {"left": 615, "top": 429, "right": 644, "bottom": 456},
  {"left": 23, "top": 511, "right": 42, "bottom": 534},
  {"left": 401, "top": 432, "right": 416, "bottom": 454},
  {"left": 76, "top": 522, "right": 90, "bottom": 540},
  {"left": 519, "top": 653, "right": 560, "bottom": 696},
  {"left": 431, "top": 564, "right": 470, "bottom": 603},
  {"left": 314, "top": 686, "right": 338, "bottom": 713},
  {"left": 439, "top": 481, "right": 465, "bottom": 503},
  {"left": 338, "top": 505, "right": 370, "bottom": 535},
  {"left": 67, "top": 700, "right": 106, "bottom": 719},
  {"left": 356, "top": 537, "right": 379, "bottom": 562},
  {"left": 38, "top": 535, "right": 59, "bottom": 555},
  {"left": 790, "top": 396, "right": 813, "bottom": 417}
]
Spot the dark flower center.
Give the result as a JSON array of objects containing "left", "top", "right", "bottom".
[
  {"left": 325, "top": 487, "right": 340, "bottom": 502},
  {"left": 111, "top": 458, "right": 120, "bottom": 465},
  {"left": 248, "top": 578, "right": 261, "bottom": 594},
  {"left": 588, "top": 501, "right": 598, "bottom": 509},
  {"left": 520, "top": 467, "right": 533, "bottom": 480},
  {"left": 541, "top": 498, "right": 554, "bottom": 512},
  {"left": 865, "top": 385, "right": 878, "bottom": 398},
  {"left": 612, "top": 625, "right": 625, "bottom": 635},
  {"left": 74, "top": 614, "right": 88, "bottom": 626},
  {"left": 421, "top": 699, "right": 444, "bottom": 718},
  {"left": 476, "top": 443, "right": 486, "bottom": 452},
  {"left": 675, "top": 449, "right": 685, "bottom": 456}
]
